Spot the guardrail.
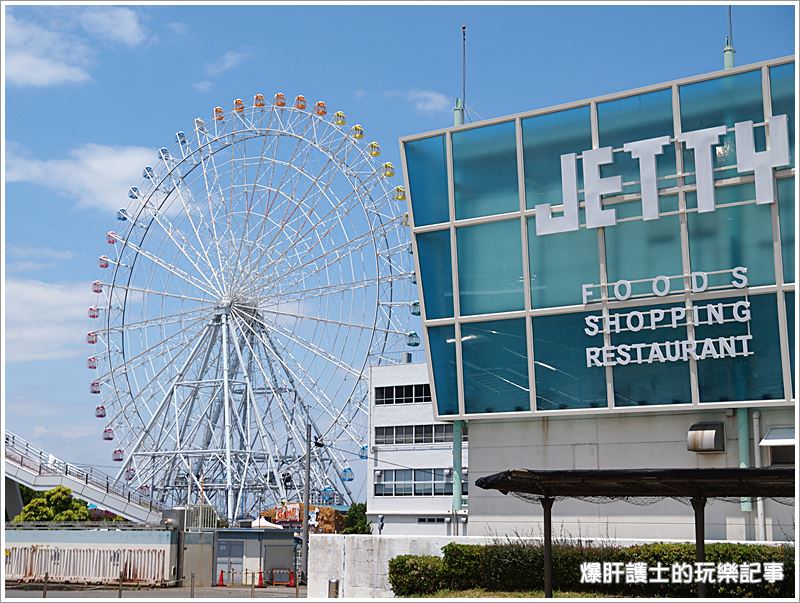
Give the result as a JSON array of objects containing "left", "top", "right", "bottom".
[{"left": 4, "top": 431, "right": 163, "bottom": 513}]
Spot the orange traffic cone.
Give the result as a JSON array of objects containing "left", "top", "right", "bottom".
[
  {"left": 217, "top": 570, "right": 225, "bottom": 587},
  {"left": 257, "top": 570, "right": 264, "bottom": 588}
]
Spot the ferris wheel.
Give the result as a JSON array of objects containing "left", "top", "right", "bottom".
[{"left": 85, "top": 93, "right": 418, "bottom": 522}]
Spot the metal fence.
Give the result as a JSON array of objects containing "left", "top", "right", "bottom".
[
  {"left": 4, "top": 431, "right": 162, "bottom": 512},
  {"left": 5, "top": 546, "right": 168, "bottom": 585}
]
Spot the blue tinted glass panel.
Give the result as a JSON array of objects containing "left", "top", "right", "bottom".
[
  {"left": 786, "top": 292, "right": 795, "bottom": 393},
  {"left": 777, "top": 178, "right": 795, "bottom": 283},
  {"left": 695, "top": 294, "right": 783, "bottom": 402},
  {"left": 611, "top": 302, "right": 692, "bottom": 407},
  {"left": 427, "top": 325, "right": 458, "bottom": 415},
  {"left": 533, "top": 312, "right": 607, "bottom": 409},
  {"left": 453, "top": 121, "right": 518, "bottom": 219},
  {"left": 523, "top": 106, "right": 592, "bottom": 210},
  {"left": 528, "top": 213, "right": 599, "bottom": 308},
  {"left": 598, "top": 88, "right": 677, "bottom": 192},
  {"left": 770, "top": 63, "right": 795, "bottom": 167},
  {"left": 457, "top": 219, "right": 524, "bottom": 315},
  {"left": 687, "top": 198, "right": 774, "bottom": 287},
  {"left": 605, "top": 196, "right": 682, "bottom": 296},
  {"left": 405, "top": 136, "right": 449, "bottom": 226},
  {"left": 462, "top": 319, "right": 530, "bottom": 414},
  {"left": 680, "top": 70, "right": 764, "bottom": 182},
  {"left": 416, "top": 229, "right": 453, "bottom": 319}
]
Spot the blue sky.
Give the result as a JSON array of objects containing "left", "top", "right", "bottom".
[{"left": 3, "top": 3, "right": 796, "bottom": 475}]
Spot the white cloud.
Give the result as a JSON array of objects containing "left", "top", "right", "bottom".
[
  {"left": 354, "top": 89, "right": 367, "bottom": 100},
  {"left": 8, "top": 245, "right": 76, "bottom": 261},
  {"left": 205, "top": 51, "right": 249, "bottom": 75},
  {"left": 7, "top": 143, "right": 155, "bottom": 212},
  {"left": 404, "top": 89, "right": 451, "bottom": 113},
  {"left": 5, "top": 13, "right": 91, "bottom": 86},
  {"left": 167, "top": 22, "right": 189, "bottom": 36},
  {"left": 6, "top": 246, "right": 77, "bottom": 274},
  {"left": 4, "top": 278, "right": 94, "bottom": 362},
  {"left": 193, "top": 80, "right": 214, "bottom": 93},
  {"left": 79, "top": 7, "right": 146, "bottom": 46},
  {"left": 5, "top": 8, "right": 147, "bottom": 87}
]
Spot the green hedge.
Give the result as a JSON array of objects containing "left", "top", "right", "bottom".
[
  {"left": 387, "top": 542, "right": 794, "bottom": 598},
  {"left": 387, "top": 555, "right": 443, "bottom": 597}
]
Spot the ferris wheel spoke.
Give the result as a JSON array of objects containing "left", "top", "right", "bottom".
[
  {"left": 103, "top": 305, "right": 213, "bottom": 335},
  {"left": 258, "top": 306, "right": 400, "bottom": 335},
  {"left": 105, "top": 322, "right": 212, "bottom": 454},
  {"left": 196, "top": 130, "right": 232, "bottom": 291},
  {"left": 232, "top": 312, "right": 363, "bottom": 446},
  {"left": 110, "top": 283, "right": 216, "bottom": 304},
  {"left": 265, "top": 273, "right": 405, "bottom": 306},
  {"left": 111, "top": 235, "right": 218, "bottom": 299},
  {"left": 252, "top": 225, "right": 375, "bottom": 299},
  {"left": 243, "top": 309, "right": 361, "bottom": 379},
  {"left": 98, "top": 314, "right": 211, "bottom": 383},
  {"left": 227, "top": 129, "right": 274, "bottom": 293},
  {"left": 164, "top": 179, "right": 228, "bottom": 293},
  {"left": 240, "top": 156, "right": 381, "bottom": 289},
  {"left": 132, "top": 198, "right": 224, "bottom": 296}
]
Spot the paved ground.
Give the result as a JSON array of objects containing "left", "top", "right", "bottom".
[{"left": 4, "top": 585, "right": 307, "bottom": 598}]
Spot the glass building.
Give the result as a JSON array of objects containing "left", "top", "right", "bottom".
[{"left": 401, "top": 56, "right": 795, "bottom": 420}]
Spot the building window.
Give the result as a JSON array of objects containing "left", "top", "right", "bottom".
[
  {"left": 415, "top": 425, "right": 433, "bottom": 444},
  {"left": 375, "top": 422, "right": 465, "bottom": 446},
  {"left": 374, "top": 384, "right": 432, "bottom": 405},
  {"left": 433, "top": 424, "right": 452, "bottom": 443},
  {"left": 375, "top": 426, "right": 394, "bottom": 445},
  {"left": 770, "top": 446, "right": 795, "bottom": 466},
  {"left": 417, "top": 517, "right": 447, "bottom": 523},
  {"left": 374, "top": 467, "right": 466, "bottom": 497}
]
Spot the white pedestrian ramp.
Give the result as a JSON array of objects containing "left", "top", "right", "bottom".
[{"left": 4, "top": 431, "right": 162, "bottom": 524}]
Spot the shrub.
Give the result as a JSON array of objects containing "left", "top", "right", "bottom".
[
  {"left": 481, "top": 542, "right": 543, "bottom": 591},
  {"left": 388, "top": 555, "right": 443, "bottom": 597},
  {"left": 441, "top": 543, "right": 482, "bottom": 590}
]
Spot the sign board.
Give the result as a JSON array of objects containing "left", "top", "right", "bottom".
[{"left": 274, "top": 503, "right": 300, "bottom": 523}]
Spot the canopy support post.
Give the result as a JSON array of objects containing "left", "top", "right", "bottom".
[
  {"left": 541, "top": 496, "right": 554, "bottom": 598},
  {"left": 690, "top": 496, "right": 707, "bottom": 598}
]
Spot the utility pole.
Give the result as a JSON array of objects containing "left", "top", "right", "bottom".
[
  {"left": 451, "top": 25, "right": 467, "bottom": 534},
  {"left": 301, "top": 414, "right": 311, "bottom": 583}
]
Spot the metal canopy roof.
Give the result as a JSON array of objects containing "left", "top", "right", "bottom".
[{"left": 475, "top": 467, "right": 795, "bottom": 499}]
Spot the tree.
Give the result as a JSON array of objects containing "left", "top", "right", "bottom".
[
  {"left": 13, "top": 486, "right": 90, "bottom": 522},
  {"left": 342, "top": 502, "right": 371, "bottom": 534}
]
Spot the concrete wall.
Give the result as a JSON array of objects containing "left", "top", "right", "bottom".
[
  {"left": 467, "top": 407, "right": 794, "bottom": 541},
  {"left": 309, "top": 534, "right": 493, "bottom": 598}
]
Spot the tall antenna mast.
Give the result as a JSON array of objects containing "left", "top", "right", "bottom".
[
  {"left": 723, "top": 6, "right": 735, "bottom": 69},
  {"left": 454, "top": 25, "right": 466, "bottom": 126}
]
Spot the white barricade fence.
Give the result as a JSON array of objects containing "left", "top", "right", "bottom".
[{"left": 5, "top": 546, "right": 167, "bottom": 585}]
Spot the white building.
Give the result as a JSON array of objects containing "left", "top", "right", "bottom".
[{"left": 366, "top": 363, "right": 468, "bottom": 535}]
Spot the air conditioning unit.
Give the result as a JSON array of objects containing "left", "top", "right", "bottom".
[
  {"left": 444, "top": 468, "right": 452, "bottom": 476},
  {"left": 687, "top": 422, "right": 725, "bottom": 453}
]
